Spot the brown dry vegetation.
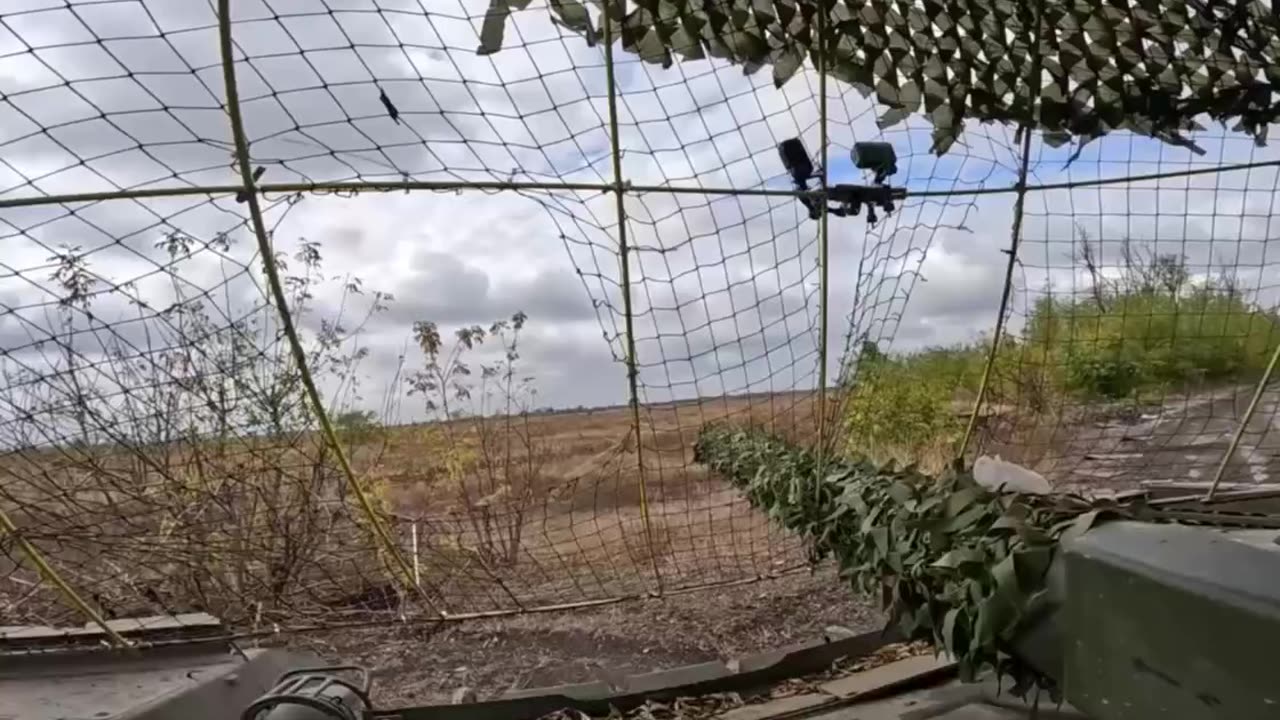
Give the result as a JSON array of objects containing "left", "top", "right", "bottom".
[
  {"left": 364, "top": 392, "right": 828, "bottom": 617},
  {"left": 0, "top": 391, "right": 831, "bottom": 631},
  {"left": 2, "top": 387, "right": 892, "bottom": 706}
]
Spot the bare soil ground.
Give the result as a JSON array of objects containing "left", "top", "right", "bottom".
[
  {"left": 985, "top": 385, "right": 1280, "bottom": 493},
  {"left": 277, "top": 566, "right": 884, "bottom": 707}
]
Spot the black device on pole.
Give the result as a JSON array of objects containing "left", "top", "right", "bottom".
[
  {"left": 778, "top": 138, "right": 815, "bottom": 185},
  {"left": 851, "top": 141, "right": 898, "bottom": 184},
  {"left": 776, "top": 137, "right": 904, "bottom": 225}
]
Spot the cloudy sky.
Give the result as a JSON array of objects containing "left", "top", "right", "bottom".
[{"left": 3, "top": 0, "right": 1280, "bottom": 432}]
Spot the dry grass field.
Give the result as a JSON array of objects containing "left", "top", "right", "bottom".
[
  {"left": 368, "top": 391, "right": 829, "bottom": 616},
  {"left": 0, "top": 390, "right": 830, "bottom": 629},
  {"left": 2, "top": 388, "right": 891, "bottom": 704}
]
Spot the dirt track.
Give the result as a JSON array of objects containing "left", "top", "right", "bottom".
[
  {"left": 285, "top": 567, "right": 884, "bottom": 706},
  {"left": 993, "top": 385, "right": 1280, "bottom": 493}
]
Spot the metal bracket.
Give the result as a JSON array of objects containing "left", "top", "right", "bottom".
[{"left": 777, "top": 138, "right": 905, "bottom": 226}]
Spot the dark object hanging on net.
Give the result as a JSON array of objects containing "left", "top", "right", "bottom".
[
  {"left": 777, "top": 138, "right": 905, "bottom": 225},
  {"left": 235, "top": 166, "right": 266, "bottom": 203}
]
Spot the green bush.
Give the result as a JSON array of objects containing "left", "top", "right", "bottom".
[
  {"left": 1062, "top": 350, "right": 1141, "bottom": 400},
  {"left": 844, "top": 349, "right": 970, "bottom": 463},
  {"left": 844, "top": 254, "right": 1280, "bottom": 460},
  {"left": 334, "top": 409, "right": 384, "bottom": 448},
  {"left": 1028, "top": 285, "right": 1280, "bottom": 398}
]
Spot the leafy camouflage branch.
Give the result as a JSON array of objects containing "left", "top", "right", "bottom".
[{"left": 692, "top": 423, "right": 1115, "bottom": 697}]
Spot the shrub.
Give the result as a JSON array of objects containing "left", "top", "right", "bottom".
[
  {"left": 335, "top": 410, "right": 384, "bottom": 447},
  {"left": 843, "top": 244, "right": 1280, "bottom": 462},
  {"left": 0, "top": 236, "right": 399, "bottom": 623},
  {"left": 1029, "top": 283, "right": 1280, "bottom": 399},
  {"left": 842, "top": 342, "right": 989, "bottom": 467},
  {"left": 844, "top": 356, "right": 961, "bottom": 462},
  {"left": 405, "top": 312, "right": 552, "bottom": 568}
]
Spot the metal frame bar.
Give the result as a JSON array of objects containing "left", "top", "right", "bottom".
[
  {"left": 216, "top": 0, "right": 443, "bottom": 617},
  {"left": 600, "top": 0, "right": 663, "bottom": 593},
  {"left": 0, "top": 510, "right": 131, "bottom": 647},
  {"left": 6, "top": 158, "right": 1280, "bottom": 210},
  {"left": 815, "top": 6, "right": 832, "bottom": 488},
  {"left": 957, "top": 0, "right": 1047, "bottom": 458},
  {"left": 1206, "top": 348, "right": 1280, "bottom": 500}
]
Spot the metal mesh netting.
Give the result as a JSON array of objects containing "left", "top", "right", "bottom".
[
  {"left": 993, "top": 134, "right": 1280, "bottom": 492},
  {"left": 2, "top": 0, "right": 1280, "bottom": 648}
]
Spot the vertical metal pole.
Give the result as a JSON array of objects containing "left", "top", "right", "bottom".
[
  {"left": 217, "top": 0, "right": 441, "bottom": 616},
  {"left": 1206, "top": 345, "right": 1280, "bottom": 500},
  {"left": 815, "top": 2, "right": 831, "bottom": 474},
  {"left": 957, "top": 0, "right": 1045, "bottom": 460},
  {"left": 412, "top": 521, "right": 422, "bottom": 588},
  {"left": 0, "top": 511, "right": 130, "bottom": 647},
  {"left": 601, "top": 0, "right": 662, "bottom": 593}
]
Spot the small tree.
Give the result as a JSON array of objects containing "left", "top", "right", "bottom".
[
  {"left": 406, "top": 312, "right": 550, "bottom": 567},
  {"left": 0, "top": 233, "right": 395, "bottom": 623}
]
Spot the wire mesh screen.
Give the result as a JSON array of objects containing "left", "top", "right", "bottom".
[
  {"left": 982, "top": 134, "right": 1280, "bottom": 493},
  {"left": 0, "top": 0, "right": 834, "bottom": 638},
  {"left": 3, "top": 0, "right": 1280, "bottom": 651}
]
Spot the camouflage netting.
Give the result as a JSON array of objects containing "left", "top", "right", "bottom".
[{"left": 496, "top": 0, "right": 1280, "bottom": 153}]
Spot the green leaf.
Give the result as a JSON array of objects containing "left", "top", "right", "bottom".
[
  {"left": 1013, "top": 546, "right": 1053, "bottom": 590},
  {"left": 669, "top": 25, "right": 705, "bottom": 59},
  {"left": 974, "top": 593, "right": 1017, "bottom": 645},
  {"left": 876, "top": 106, "right": 911, "bottom": 129},
  {"left": 989, "top": 513, "right": 1023, "bottom": 531},
  {"left": 942, "top": 606, "right": 966, "bottom": 654},
  {"left": 772, "top": 46, "right": 805, "bottom": 87},
  {"left": 860, "top": 503, "right": 883, "bottom": 532},
  {"left": 943, "top": 503, "right": 988, "bottom": 533},
  {"left": 476, "top": 0, "right": 511, "bottom": 55},
  {"left": 991, "top": 553, "right": 1021, "bottom": 603},
  {"left": 550, "top": 0, "right": 597, "bottom": 43},
  {"left": 1060, "top": 509, "right": 1101, "bottom": 545},
  {"left": 917, "top": 494, "right": 943, "bottom": 513},
  {"left": 932, "top": 547, "right": 984, "bottom": 569},
  {"left": 632, "top": 27, "right": 673, "bottom": 66},
  {"left": 944, "top": 486, "right": 986, "bottom": 518},
  {"left": 887, "top": 480, "right": 913, "bottom": 505},
  {"left": 869, "top": 525, "right": 889, "bottom": 556}
]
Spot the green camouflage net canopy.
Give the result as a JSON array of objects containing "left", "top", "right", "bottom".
[{"left": 484, "top": 0, "right": 1280, "bottom": 153}]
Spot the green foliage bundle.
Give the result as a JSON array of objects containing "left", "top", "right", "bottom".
[
  {"left": 844, "top": 250, "right": 1280, "bottom": 462},
  {"left": 1029, "top": 285, "right": 1280, "bottom": 401},
  {"left": 694, "top": 424, "right": 1107, "bottom": 696}
]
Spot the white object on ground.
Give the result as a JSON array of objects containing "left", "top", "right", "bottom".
[{"left": 973, "top": 455, "right": 1052, "bottom": 495}]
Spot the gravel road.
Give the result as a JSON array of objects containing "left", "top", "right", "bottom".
[{"left": 990, "top": 385, "right": 1280, "bottom": 493}]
